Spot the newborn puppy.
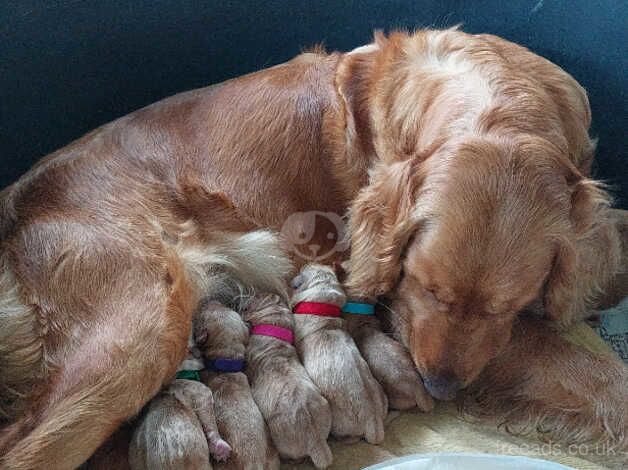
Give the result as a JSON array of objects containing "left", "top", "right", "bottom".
[
  {"left": 290, "top": 264, "right": 388, "bottom": 443},
  {"left": 337, "top": 262, "right": 435, "bottom": 411},
  {"left": 345, "top": 310, "right": 434, "bottom": 411},
  {"left": 242, "top": 294, "right": 333, "bottom": 469},
  {"left": 195, "top": 301, "right": 280, "bottom": 470},
  {"left": 129, "top": 378, "right": 230, "bottom": 470}
]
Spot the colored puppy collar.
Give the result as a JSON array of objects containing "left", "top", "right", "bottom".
[
  {"left": 205, "top": 358, "right": 246, "bottom": 373},
  {"left": 293, "top": 301, "right": 342, "bottom": 317},
  {"left": 342, "top": 302, "right": 375, "bottom": 315},
  {"left": 175, "top": 370, "right": 201, "bottom": 381},
  {"left": 251, "top": 324, "right": 294, "bottom": 344}
]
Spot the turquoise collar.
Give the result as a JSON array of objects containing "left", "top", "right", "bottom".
[{"left": 342, "top": 302, "right": 375, "bottom": 315}]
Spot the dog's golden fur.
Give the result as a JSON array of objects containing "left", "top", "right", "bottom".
[
  {"left": 462, "top": 317, "right": 627, "bottom": 458},
  {"left": 0, "top": 27, "right": 625, "bottom": 467}
]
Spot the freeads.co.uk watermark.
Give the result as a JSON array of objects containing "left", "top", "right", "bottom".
[
  {"left": 497, "top": 441, "right": 624, "bottom": 458},
  {"left": 280, "top": 211, "right": 349, "bottom": 261}
]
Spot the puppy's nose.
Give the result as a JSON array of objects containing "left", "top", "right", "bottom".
[{"left": 422, "top": 372, "right": 462, "bottom": 401}]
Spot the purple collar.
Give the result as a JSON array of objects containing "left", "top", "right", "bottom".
[{"left": 204, "top": 357, "right": 246, "bottom": 373}]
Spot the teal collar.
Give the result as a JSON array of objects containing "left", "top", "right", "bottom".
[
  {"left": 342, "top": 302, "right": 375, "bottom": 315},
  {"left": 175, "top": 369, "right": 201, "bottom": 381}
]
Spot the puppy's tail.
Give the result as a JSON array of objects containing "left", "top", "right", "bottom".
[{"left": 176, "top": 230, "right": 294, "bottom": 307}]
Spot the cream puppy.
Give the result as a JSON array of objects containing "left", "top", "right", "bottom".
[
  {"left": 242, "top": 294, "right": 333, "bottom": 469},
  {"left": 129, "top": 377, "right": 230, "bottom": 470},
  {"left": 290, "top": 264, "right": 388, "bottom": 442},
  {"left": 195, "top": 301, "right": 280, "bottom": 470}
]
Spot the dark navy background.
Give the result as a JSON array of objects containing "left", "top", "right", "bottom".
[{"left": 1, "top": 1, "right": 626, "bottom": 207}]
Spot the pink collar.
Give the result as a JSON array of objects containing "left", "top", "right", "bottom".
[{"left": 250, "top": 324, "right": 294, "bottom": 344}]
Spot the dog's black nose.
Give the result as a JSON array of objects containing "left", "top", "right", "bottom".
[{"left": 422, "top": 373, "right": 462, "bottom": 401}]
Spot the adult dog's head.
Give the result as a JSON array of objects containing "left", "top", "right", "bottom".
[{"left": 340, "top": 30, "right": 621, "bottom": 400}]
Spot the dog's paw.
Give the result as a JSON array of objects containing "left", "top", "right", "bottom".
[{"left": 357, "top": 327, "right": 434, "bottom": 412}]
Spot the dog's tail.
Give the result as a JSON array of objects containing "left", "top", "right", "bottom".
[
  {"left": 0, "top": 252, "right": 51, "bottom": 422},
  {"left": 176, "top": 230, "right": 294, "bottom": 308},
  {"left": 0, "top": 184, "right": 50, "bottom": 421}
]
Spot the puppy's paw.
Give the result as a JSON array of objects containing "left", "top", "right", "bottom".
[
  {"left": 303, "top": 330, "right": 388, "bottom": 444},
  {"left": 306, "top": 393, "right": 334, "bottom": 468},
  {"left": 359, "top": 365, "right": 387, "bottom": 444},
  {"left": 339, "top": 344, "right": 388, "bottom": 444},
  {"left": 358, "top": 328, "right": 434, "bottom": 412},
  {"left": 307, "top": 436, "right": 333, "bottom": 469},
  {"left": 208, "top": 435, "right": 232, "bottom": 462},
  {"left": 267, "top": 380, "right": 332, "bottom": 469}
]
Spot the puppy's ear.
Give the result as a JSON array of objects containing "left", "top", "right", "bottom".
[
  {"left": 544, "top": 178, "right": 621, "bottom": 326},
  {"left": 344, "top": 160, "right": 424, "bottom": 297},
  {"left": 194, "top": 329, "right": 208, "bottom": 346},
  {"left": 290, "top": 274, "right": 306, "bottom": 290}
]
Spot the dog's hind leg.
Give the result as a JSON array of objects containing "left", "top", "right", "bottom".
[
  {"left": 0, "top": 257, "right": 195, "bottom": 470},
  {"left": 82, "top": 423, "right": 133, "bottom": 470}
]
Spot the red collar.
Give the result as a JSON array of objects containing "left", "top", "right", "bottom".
[{"left": 293, "top": 301, "right": 342, "bottom": 317}]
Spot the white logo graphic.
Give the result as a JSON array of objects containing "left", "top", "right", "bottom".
[{"left": 280, "top": 211, "right": 349, "bottom": 261}]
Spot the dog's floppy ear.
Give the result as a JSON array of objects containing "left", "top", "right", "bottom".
[
  {"left": 344, "top": 160, "right": 423, "bottom": 297},
  {"left": 543, "top": 178, "right": 621, "bottom": 326},
  {"left": 332, "top": 39, "right": 381, "bottom": 191}
]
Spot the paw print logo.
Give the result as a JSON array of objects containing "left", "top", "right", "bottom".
[{"left": 280, "top": 211, "right": 349, "bottom": 261}]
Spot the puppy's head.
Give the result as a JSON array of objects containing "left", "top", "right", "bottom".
[
  {"left": 345, "top": 136, "right": 620, "bottom": 400},
  {"left": 240, "top": 293, "right": 293, "bottom": 329},
  {"left": 290, "top": 264, "right": 346, "bottom": 307},
  {"left": 194, "top": 301, "right": 249, "bottom": 359}
]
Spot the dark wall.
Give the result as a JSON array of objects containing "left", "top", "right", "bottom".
[{"left": 1, "top": 1, "right": 626, "bottom": 207}]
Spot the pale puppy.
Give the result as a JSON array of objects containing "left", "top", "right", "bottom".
[
  {"left": 195, "top": 300, "right": 280, "bottom": 470},
  {"left": 290, "top": 264, "right": 390, "bottom": 442},
  {"left": 242, "top": 294, "right": 333, "bottom": 469},
  {"left": 129, "top": 374, "right": 230, "bottom": 470}
]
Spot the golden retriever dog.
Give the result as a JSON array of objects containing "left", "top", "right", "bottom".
[{"left": 0, "top": 27, "right": 625, "bottom": 467}]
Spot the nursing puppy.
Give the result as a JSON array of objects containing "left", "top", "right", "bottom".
[
  {"left": 290, "top": 264, "right": 395, "bottom": 442},
  {"left": 342, "top": 298, "right": 435, "bottom": 410},
  {"left": 242, "top": 294, "right": 333, "bottom": 468},
  {"left": 195, "top": 301, "right": 280, "bottom": 470},
  {"left": 129, "top": 377, "right": 230, "bottom": 470}
]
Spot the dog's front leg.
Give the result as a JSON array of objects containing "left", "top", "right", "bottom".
[{"left": 463, "top": 316, "right": 628, "bottom": 464}]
